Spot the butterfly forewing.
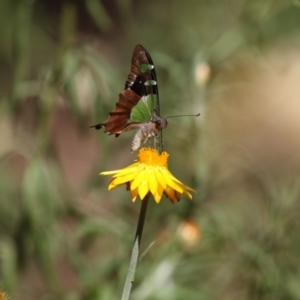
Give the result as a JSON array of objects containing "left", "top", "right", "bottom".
[
  {"left": 126, "top": 46, "right": 158, "bottom": 93},
  {"left": 127, "top": 45, "right": 159, "bottom": 123}
]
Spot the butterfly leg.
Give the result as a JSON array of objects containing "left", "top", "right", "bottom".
[{"left": 152, "top": 134, "right": 162, "bottom": 150}]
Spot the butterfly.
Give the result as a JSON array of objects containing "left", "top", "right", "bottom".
[{"left": 90, "top": 44, "right": 167, "bottom": 152}]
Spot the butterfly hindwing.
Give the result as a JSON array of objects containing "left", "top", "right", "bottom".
[{"left": 130, "top": 93, "right": 158, "bottom": 122}]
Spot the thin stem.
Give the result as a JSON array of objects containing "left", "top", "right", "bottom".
[
  {"left": 121, "top": 196, "right": 149, "bottom": 300},
  {"left": 134, "top": 196, "right": 149, "bottom": 246}
]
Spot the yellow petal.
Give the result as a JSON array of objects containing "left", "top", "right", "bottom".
[
  {"left": 166, "top": 170, "right": 196, "bottom": 192},
  {"left": 164, "top": 186, "right": 176, "bottom": 202},
  {"left": 153, "top": 183, "right": 164, "bottom": 203},
  {"left": 163, "top": 173, "right": 184, "bottom": 193},
  {"left": 148, "top": 169, "right": 158, "bottom": 195},
  {"left": 110, "top": 163, "right": 140, "bottom": 177},
  {"left": 182, "top": 190, "right": 193, "bottom": 199},
  {"left": 131, "top": 167, "right": 147, "bottom": 190},
  {"left": 100, "top": 162, "right": 140, "bottom": 176},
  {"left": 138, "top": 181, "right": 150, "bottom": 199},
  {"left": 130, "top": 188, "right": 139, "bottom": 202},
  {"left": 154, "top": 167, "right": 167, "bottom": 189},
  {"left": 175, "top": 191, "right": 181, "bottom": 202},
  {"left": 100, "top": 170, "right": 120, "bottom": 175},
  {"left": 109, "top": 174, "right": 134, "bottom": 188}
]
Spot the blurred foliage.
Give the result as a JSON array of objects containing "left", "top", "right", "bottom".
[{"left": 1, "top": 0, "right": 300, "bottom": 299}]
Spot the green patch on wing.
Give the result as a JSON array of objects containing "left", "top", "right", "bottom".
[
  {"left": 141, "top": 63, "right": 154, "bottom": 73},
  {"left": 130, "top": 94, "right": 157, "bottom": 122},
  {"left": 144, "top": 80, "right": 157, "bottom": 86}
]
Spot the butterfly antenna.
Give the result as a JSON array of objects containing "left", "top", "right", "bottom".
[{"left": 165, "top": 113, "right": 200, "bottom": 120}]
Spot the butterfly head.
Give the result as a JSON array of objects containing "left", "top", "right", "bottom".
[
  {"left": 151, "top": 112, "right": 167, "bottom": 131},
  {"left": 152, "top": 116, "right": 168, "bottom": 131}
]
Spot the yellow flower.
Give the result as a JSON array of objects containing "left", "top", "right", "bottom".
[{"left": 100, "top": 147, "right": 195, "bottom": 203}]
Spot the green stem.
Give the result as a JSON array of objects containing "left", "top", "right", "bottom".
[{"left": 121, "top": 196, "right": 149, "bottom": 300}]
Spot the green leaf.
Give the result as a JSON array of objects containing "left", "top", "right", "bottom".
[{"left": 138, "top": 241, "right": 155, "bottom": 264}]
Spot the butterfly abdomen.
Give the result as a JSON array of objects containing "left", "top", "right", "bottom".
[{"left": 131, "top": 122, "right": 158, "bottom": 152}]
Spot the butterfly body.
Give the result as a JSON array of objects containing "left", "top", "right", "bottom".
[
  {"left": 91, "top": 44, "right": 166, "bottom": 151},
  {"left": 131, "top": 114, "right": 167, "bottom": 152}
]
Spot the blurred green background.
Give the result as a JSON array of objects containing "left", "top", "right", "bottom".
[{"left": 1, "top": 0, "right": 300, "bottom": 299}]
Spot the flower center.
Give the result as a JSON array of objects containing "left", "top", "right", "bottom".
[{"left": 138, "top": 147, "right": 169, "bottom": 167}]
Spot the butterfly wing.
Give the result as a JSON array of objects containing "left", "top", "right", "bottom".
[
  {"left": 90, "top": 44, "right": 160, "bottom": 136},
  {"left": 126, "top": 45, "right": 160, "bottom": 122}
]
